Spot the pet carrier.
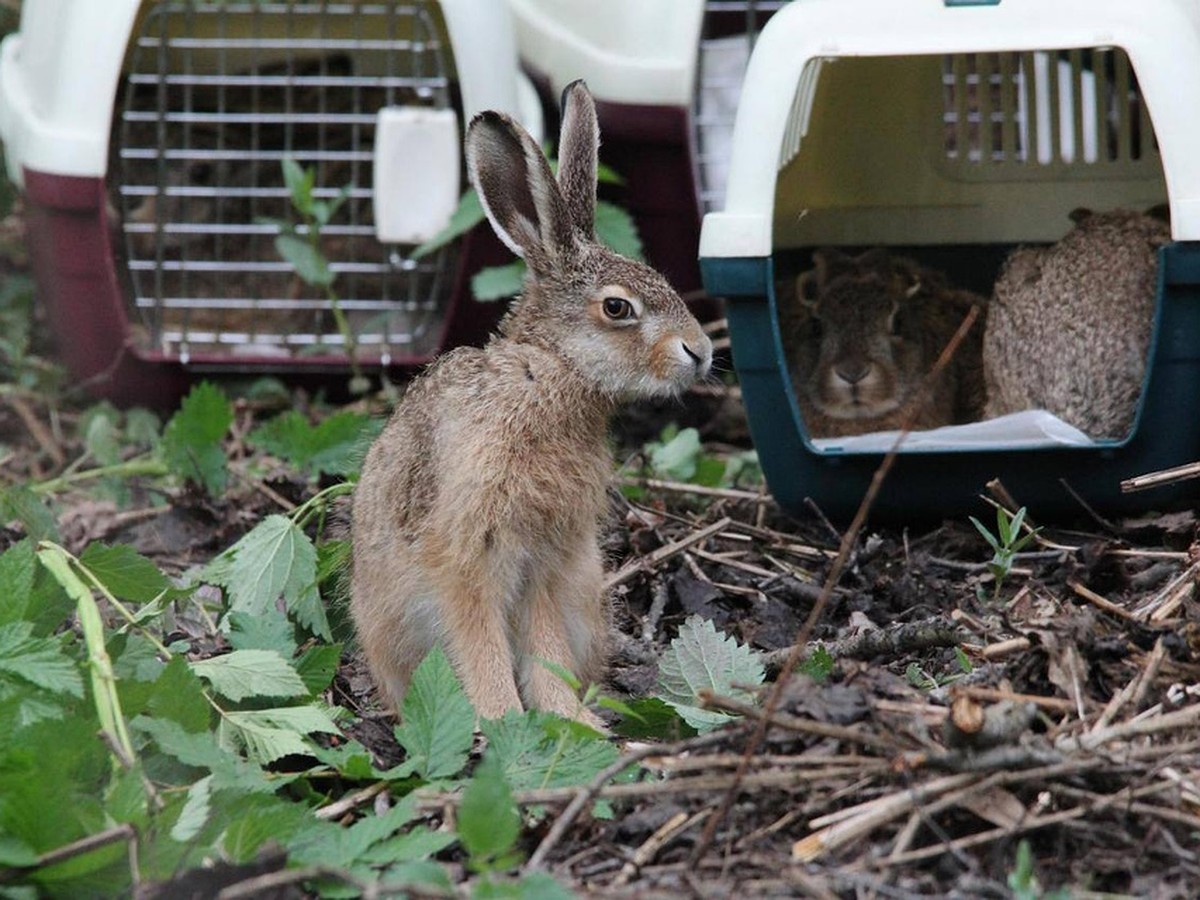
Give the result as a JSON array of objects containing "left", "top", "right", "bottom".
[
  {"left": 0, "top": 0, "right": 542, "bottom": 405},
  {"left": 698, "top": 0, "right": 1200, "bottom": 519}
]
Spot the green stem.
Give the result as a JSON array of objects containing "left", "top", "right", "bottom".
[
  {"left": 32, "top": 455, "right": 168, "bottom": 495},
  {"left": 291, "top": 480, "right": 355, "bottom": 530}
]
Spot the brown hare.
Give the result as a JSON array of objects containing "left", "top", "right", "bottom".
[
  {"left": 782, "top": 248, "right": 986, "bottom": 438},
  {"left": 983, "top": 208, "right": 1169, "bottom": 439},
  {"left": 350, "top": 82, "right": 712, "bottom": 727}
]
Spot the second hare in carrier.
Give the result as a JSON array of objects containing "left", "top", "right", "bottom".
[
  {"left": 350, "top": 82, "right": 712, "bottom": 726},
  {"left": 782, "top": 248, "right": 987, "bottom": 439}
]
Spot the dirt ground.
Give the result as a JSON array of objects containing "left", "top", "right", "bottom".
[{"left": 4, "top": 363, "right": 1200, "bottom": 897}]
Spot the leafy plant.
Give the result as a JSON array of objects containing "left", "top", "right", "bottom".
[
  {"left": 656, "top": 615, "right": 765, "bottom": 732},
  {"left": 628, "top": 424, "right": 762, "bottom": 496},
  {"left": 264, "top": 158, "right": 369, "bottom": 394},
  {"left": 969, "top": 506, "right": 1040, "bottom": 602},
  {"left": 1008, "top": 839, "right": 1071, "bottom": 900},
  {"left": 162, "top": 380, "right": 234, "bottom": 496},
  {"left": 246, "top": 408, "right": 381, "bottom": 480},
  {"left": 412, "top": 152, "right": 643, "bottom": 302}
]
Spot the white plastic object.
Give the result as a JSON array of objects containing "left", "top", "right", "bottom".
[
  {"left": 0, "top": 0, "right": 142, "bottom": 185},
  {"left": 508, "top": 0, "right": 706, "bottom": 106},
  {"left": 373, "top": 107, "right": 460, "bottom": 245},
  {"left": 700, "top": 0, "right": 1200, "bottom": 258},
  {"left": 439, "top": 0, "right": 542, "bottom": 141}
]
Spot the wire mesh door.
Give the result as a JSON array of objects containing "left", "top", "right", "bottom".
[{"left": 115, "top": 0, "right": 458, "bottom": 367}]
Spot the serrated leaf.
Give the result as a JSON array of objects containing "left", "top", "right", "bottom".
[
  {"left": 612, "top": 696, "right": 696, "bottom": 741},
  {"left": 594, "top": 199, "right": 644, "bottom": 260},
  {"left": 457, "top": 753, "right": 519, "bottom": 866},
  {"left": 471, "top": 261, "right": 526, "bottom": 301},
  {"left": 294, "top": 643, "right": 341, "bottom": 696},
  {"left": 480, "top": 710, "right": 619, "bottom": 792},
  {"left": 222, "top": 796, "right": 312, "bottom": 863},
  {"left": 221, "top": 705, "right": 341, "bottom": 765},
  {"left": 657, "top": 615, "right": 765, "bottom": 733},
  {"left": 171, "top": 775, "right": 212, "bottom": 842},
  {"left": 0, "top": 538, "right": 36, "bottom": 626},
  {"left": 190, "top": 649, "right": 308, "bottom": 701},
  {"left": 133, "top": 715, "right": 270, "bottom": 793},
  {"left": 394, "top": 647, "right": 474, "bottom": 780},
  {"left": 276, "top": 234, "right": 334, "bottom": 288},
  {"left": 79, "top": 543, "right": 169, "bottom": 603},
  {"left": 227, "top": 608, "right": 298, "bottom": 657},
  {"left": 247, "top": 409, "right": 377, "bottom": 478},
  {"left": 0, "top": 622, "right": 83, "bottom": 698},
  {"left": 162, "top": 382, "right": 233, "bottom": 496},
  {"left": 226, "top": 515, "right": 318, "bottom": 619}
]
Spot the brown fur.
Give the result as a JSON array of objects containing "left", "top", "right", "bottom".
[
  {"left": 983, "top": 208, "right": 1170, "bottom": 438},
  {"left": 782, "top": 248, "right": 987, "bottom": 438},
  {"left": 350, "top": 82, "right": 712, "bottom": 726}
]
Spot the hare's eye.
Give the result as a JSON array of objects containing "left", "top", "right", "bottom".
[{"left": 602, "top": 296, "right": 635, "bottom": 321}]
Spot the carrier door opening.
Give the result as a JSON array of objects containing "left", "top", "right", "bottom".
[{"left": 769, "top": 50, "right": 1168, "bottom": 451}]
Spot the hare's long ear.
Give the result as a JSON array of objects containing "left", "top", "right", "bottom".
[
  {"left": 466, "top": 110, "right": 575, "bottom": 275},
  {"left": 556, "top": 80, "right": 598, "bottom": 239}
]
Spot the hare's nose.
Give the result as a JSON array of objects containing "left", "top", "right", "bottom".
[
  {"left": 835, "top": 362, "right": 871, "bottom": 385},
  {"left": 682, "top": 340, "right": 711, "bottom": 376}
]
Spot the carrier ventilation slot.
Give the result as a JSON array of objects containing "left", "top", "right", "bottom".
[
  {"left": 941, "top": 48, "right": 1158, "bottom": 168},
  {"left": 115, "top": 0, "right": 456, "bottom": 365}
]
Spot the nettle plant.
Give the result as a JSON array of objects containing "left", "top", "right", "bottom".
[{"left": 0, "top": 381, "right": 770, "bottom": 897}]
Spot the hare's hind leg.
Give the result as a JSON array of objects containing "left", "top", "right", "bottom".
[
  {"left": 429, "top": 553, "right": 525, "bottom": 720},
  {"left": 518, "top": 540, "right": 609, "bottom": 727}
]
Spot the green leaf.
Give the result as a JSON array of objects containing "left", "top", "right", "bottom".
[
  {"left": 362, "top": 827, "right": 457, "bottom": 865},
  {"left": 282, "top": 157, "right": 315, "bottom": 217},
  {"left": 0, "top": 834, "right": 39, "bottom": 867},
  {"left": 133, "top": 715, "right": 270, "bottom": 793},
  {"left": 220, "top": 705, "right": 341, "bottom": 765},
  {"left": 458, "top": 753, "right": 520, "bottom": 868},
  {"left": 294, "top": 643, "right": 342, "bottom": 696},
  {"left": 594, "top": 199, "right": 644, "bottom": 261},
  {"left": 0, "top": 538, "right": 36, "bottom": 626},
  {"left": 227, "top": 607, "right": 298, "bottom": 657},
  {"left": 190, "top": 649, "right": 309, "bottom": 702},
  {"left": 171, "top": 775, "right": 212, "bottom": 842},
  {"left": 79, "top": 544, "right": 169, "bottom": 603},
  {"left": 0, "top": 484, "right": 59, "bottom": 542},
  {"left": 411, "top": 188, "right": 486, "bottom": 259},
  {"left": 648, "top": 427, "right": 702, "bottom": 482},
  {"left": 224, "top": 515, "right": 319, "bottom": 620},
  {"left": 80, "top": 402, "right": 123, "bottom": 468},
  {"left": 612, "top": 696, "right": 696, "bottom": 741},
  {"left": 247, "top": 409, "right": 378, "bottom": 478},
  {"left": 276, "top": 233, "right": 334, "bottom": 288},
  {"left": 394, "top": 646, "right": 475, "bottom": 780},
  {"left": 656, "top": 615, "right": 765, "bottom": 733},
  {"left": 480, "top": 710, "right": 619, "bottom": 792},
  {"left": 471, "top": 262, "right": 526, "bottom": 302},
  {"left": 799, "top": 644, "right": 835, "bottom": 683},
  {"left": 162, "top": 382, "right": 233, "bottom": 496},
  {"left": 0, "top": 622, "right": 83, "bottom": 698},
  {"left": 124, "top": 408, "right": 162, "bottom": 450}
]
